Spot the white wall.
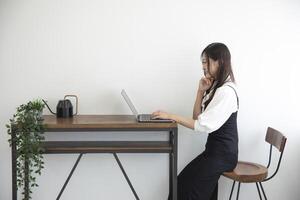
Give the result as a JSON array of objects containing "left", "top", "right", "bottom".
[{"left": 1, "top": 0, "right": 300, "bottom": 199}]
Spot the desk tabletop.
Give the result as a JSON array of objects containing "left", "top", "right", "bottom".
[{"left": 42, "top": 115, "right": 177, "bottom": 132}]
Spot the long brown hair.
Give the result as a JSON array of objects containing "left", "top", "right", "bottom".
[{"left": 201, "top": 43, "right": 235, "bottom": 109}]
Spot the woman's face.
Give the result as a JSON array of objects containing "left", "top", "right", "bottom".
[{"left": 201, "top": 54, "right": 219, "bottom": 80}]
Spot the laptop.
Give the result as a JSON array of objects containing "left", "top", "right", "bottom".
[{"left": 121, "top": 89, "right": 174, "bottom": 123}]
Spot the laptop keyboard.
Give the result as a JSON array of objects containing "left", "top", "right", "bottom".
[{"left": 139, "top": 114, "right": 153, "bottom": 121}]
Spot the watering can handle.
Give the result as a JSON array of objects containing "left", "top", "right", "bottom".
[{"left": 64, "top": 95, "right": 78, "bottom": 115}]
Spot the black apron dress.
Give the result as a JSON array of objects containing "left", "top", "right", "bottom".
[{"left": 168, "top": 85, "right": 239, "bottom": 200}]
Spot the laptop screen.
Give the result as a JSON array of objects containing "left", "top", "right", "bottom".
[{"left": 121, "top": 89, "right": 139, "bottom": 116}]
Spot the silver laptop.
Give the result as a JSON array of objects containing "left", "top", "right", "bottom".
[{"left": 121, "top": 89, "right": 173, "bottom": 123}]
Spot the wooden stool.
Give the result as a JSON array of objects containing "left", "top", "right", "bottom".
[{"left": 223, "top": 127, "right": 287, "bottom": 200}]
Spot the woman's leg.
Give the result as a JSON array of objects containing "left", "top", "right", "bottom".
[
  {"left": 209, "top": 183, "right": 218, "bottom": 200},
  {"left": 168, "top": 153, "right": 221, "bottom": 200}
]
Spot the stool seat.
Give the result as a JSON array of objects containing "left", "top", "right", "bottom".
[
  {"left": 223, "top": 161, "right": 268, "bottom": 183},
  {"left": 223, "top": 127, "right": 287, "bottom": 200}
]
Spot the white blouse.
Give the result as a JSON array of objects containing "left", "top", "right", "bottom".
[{"left": 194, "top": 81, "right": 238, "bottom": 134}]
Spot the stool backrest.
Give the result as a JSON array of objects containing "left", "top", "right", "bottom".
[
  {"left": 265, "top": 127, "right": 287, "bottom": 152},
  {"left": 263, "top": 127, "right": 287, "bottom": 181}
]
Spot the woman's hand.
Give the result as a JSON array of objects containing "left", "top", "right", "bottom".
[
  {"left": 198, "top": 76, "right": 214, "bottom": 92},
  {"left": 152, "top": 111, "right": 196, "bottom": 129},
  {"left": 151, "top": 110, "right": 172, "bottom": 120}
]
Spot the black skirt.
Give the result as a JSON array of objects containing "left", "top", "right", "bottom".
[{"left": 168, "top": 151, "right": 237, "bottom": 200}]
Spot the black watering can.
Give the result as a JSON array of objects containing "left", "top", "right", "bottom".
[{"left": 42, "top": 95, "right": 78, "bottom": 118}]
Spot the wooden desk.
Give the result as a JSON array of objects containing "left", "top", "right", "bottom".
[{"left": 11, "top": 115, "right": 178, "bottom": 200}]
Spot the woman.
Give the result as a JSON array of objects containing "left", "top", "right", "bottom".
[{"left": 152, "top": 43, "right": 239, "bottom": 200}]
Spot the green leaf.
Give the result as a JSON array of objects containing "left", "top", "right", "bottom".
[{"left": 7, "top": 99, "right": 45, "bottom": 199}]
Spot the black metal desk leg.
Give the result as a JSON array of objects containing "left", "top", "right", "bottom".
[
  {"left": 24, "top": 157, "right": 29, "bottom": 199},
  {"left": 113, "top": 153, "right": 140, "bottom": 200},
  {"left": 56, "top": 153, "right": 84, "bottom": 200},
  {"left": 11, "top": 128, "right": 17, "bottom": 200},
  {"left": 169, "top": 129, "right": 178, "bottom": 200}
]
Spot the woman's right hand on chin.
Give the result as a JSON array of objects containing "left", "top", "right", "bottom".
[{"left": 198, "top": 77, "right": 214, "bottom": 93}]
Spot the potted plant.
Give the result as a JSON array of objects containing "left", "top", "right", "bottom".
[{"left": 6, "top": 99, "right": 46, "bottom": 200}]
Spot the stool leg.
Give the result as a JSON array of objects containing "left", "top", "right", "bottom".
[
  {"left": 259, "top": 182, "right": 267, "bottom": 200},
  {"left": 256, "top": 183, "right": 262, "bottom": 200},
  {"left": 229, "top": 181, "right": 236, "bottom": 200},
  {"left": 236, "top": 182, "right": 241, "bottom": 200}
]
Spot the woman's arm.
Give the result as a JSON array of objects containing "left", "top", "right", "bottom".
[
  {"left": 193, "top": 77, "right": 213, "bottom": 119},
  {"left": 151, "top": 111, "right": 195, "bottom": 130},
  {"left": 170, "top": 114, "right": 195, "bottom": 129},
  {"left": 151, "top": 77, "right": 214, "bottom": 130},
  {"left": 193, "top": 90, "right": 205, "bottom": 120}
]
